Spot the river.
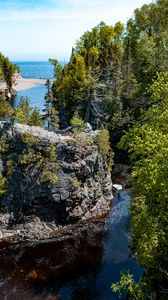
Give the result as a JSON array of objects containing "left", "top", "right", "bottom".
[
  {"left": 0, "top": 191, "right": 142, "bottom": 299},
  {"left": 7, "top": 62, "right": 142, "bottom": 299}
]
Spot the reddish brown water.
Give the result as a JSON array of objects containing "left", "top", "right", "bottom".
[{"left": 0, "top": 192, "right": 142, "bottom": 299}]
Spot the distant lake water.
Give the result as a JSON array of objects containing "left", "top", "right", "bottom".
[
  {"left": 15, "top": 61, "right": 54, "bottom": 79},
  {"left": 12, "top": 61, "right": 56, "bottom": 110}
]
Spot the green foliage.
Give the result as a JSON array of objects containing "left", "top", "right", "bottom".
[
  {"left": 95, "top": 128, "right": 113, "bottom": 170},
  {"left": 71, "top": 178, "right": 82, "bottom": 190},
  {"left": 6, "top": 159, "right": 14, "bottom": 176},
  {"left": 73, "top": 132, "right": 93, "bottom": 149},
  {"left": 0, "top": 134, "right": 9, "bottom": 153},
  {"left": 70, "top": 112, "right": 85, "bottom": 133},
  {"left": 70, "top": 112, "right": 93, "bottom": 149},
  {"left": 28, "top": 107, "right": 44, "bottom": 127},
  {"left": 0, "top": 53, "right": 18, "bottom": 90},
  {"left": 49, "top": 58, "right": 63, "bottom": 79},
  {"left": 111, "top": 272, "right": 145, "bottom": 300},
  {"left": 148, "top": 71, "right": 168, "bottom": 104},
  {"left": 15, "top": 97, "right": 43, "bottom": 127},
  {"left": 15, "top": 109, "right": 28, "bottom": 124},
  {"left": 43, "top": 80, "right": 59, "bottom": 130},
  {"left": 0, "top": 130, "right": 59, "bottom": 202},
  {"left": 39, "top": 144, "right": 58, "bottom": 185},
  {"left": 50, "top": 0, "right": 168, "bottom": 133},
  {"left": 0, "top": 97, "right": 14, "bottom": 118},
  {"left": 16, "top": 97, "right": 31, "bottom": 118},
  {"left": 0, "top": 175, "right": 8, "bottom": 198},
  {"left": 116, "top": 72, "right": 168, "bottom": 298},
  {"left": 51, "top": 21, "right": 124, "bottom": 126},
  {"left": 19, "top": 133, "right": 59, "bottom": 185}
]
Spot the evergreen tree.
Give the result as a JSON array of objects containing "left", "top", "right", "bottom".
[
  {"left": 43, "top": 79, "right": 59, "bottom": 130},
  {"left": 15, "top": 97, "right": 43, "bottom": 126}
]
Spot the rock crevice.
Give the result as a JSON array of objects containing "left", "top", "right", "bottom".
[{"left": 0, "top": 121, "right": 113, "bottom": 243}]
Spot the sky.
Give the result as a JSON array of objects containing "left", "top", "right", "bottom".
[{"left": 0, "top": 0, "right": 151, "bottom": 61}]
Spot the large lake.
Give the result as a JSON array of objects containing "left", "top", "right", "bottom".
[{"left": 12, "top": 61, "right": 55, "bottom": 110}]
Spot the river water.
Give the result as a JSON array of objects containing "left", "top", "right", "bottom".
[
  {"left": 6, "top": 62, "right": 142, "bottom": 299},
  {"left": 0, "top": 192, "right": 142, "bottom": 299},
  {"left": 55, "top": 192, "right": 142, "bottom": 300}
]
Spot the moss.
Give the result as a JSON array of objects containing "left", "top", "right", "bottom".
[{"left": 71, "top": 178, "right": 82, "bottom": 189}]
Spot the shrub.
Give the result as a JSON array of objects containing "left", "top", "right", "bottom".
[
  {"left": 0, "top": 97, "right": 14, "bottom": 118},
  {"left": 0, "top": 175, "right": 8, "bottom": 198},
  {"left": 19, "top": 133, "right": 59, "bottom": 185},
  {"left": 70, "top": 112, "right": 85, "bottom": 134},
  {"left": 94, "top": 128, "right": 113, "bottom": 170},
  {"left": 15, "top": 97, "right": 43, "bottom": 127}
]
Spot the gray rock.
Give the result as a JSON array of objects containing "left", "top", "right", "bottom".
[
  {"left": 113, "top": 184, "right": 123, "bottom": 191},
  {"left": 84, "top": 122, "right": 92, "bottom": 131},
  {"left": 0, "top": 121, "right": 113, "bottom": 243}
]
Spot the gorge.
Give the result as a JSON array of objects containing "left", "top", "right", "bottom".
[
  {"left": 0, "top": 0, "right": 167, "bottom": 298},
  {"left": 0, "top": 121, "right": 140, "bottom": 300}
]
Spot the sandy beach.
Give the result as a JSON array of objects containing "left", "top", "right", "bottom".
[{"left": 14, "top": 78, "right": 47, "bottom": 92}]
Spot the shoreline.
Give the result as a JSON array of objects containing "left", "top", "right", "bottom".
[{"left": 14, "top": 77, "right": 47, "bottom": 92}]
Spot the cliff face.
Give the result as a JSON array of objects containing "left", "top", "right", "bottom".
[
  {"left": 0, "top": 80, "right": 17, "bottom": 102},
  {"left": 0, "top": 121, "right": 113, "bottom": 244},
  {"left": 0, "top": 72, "right": 20, "bottom": 102}
]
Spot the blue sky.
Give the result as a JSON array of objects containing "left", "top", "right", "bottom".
[{"left": 0, "top": 0, "right": 151, "bottom": 61}]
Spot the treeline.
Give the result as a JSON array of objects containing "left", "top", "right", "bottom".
[
  {"left": 0, "top": 53, "right": 19, "bottom": 118},
  {"left": 0, "top": 53, "right": 19, "bottom": 90},
  {"left": 51, "top": 0, "right": 168, "bottom": 134},
  {"left": 50, "top": 0, "right": 168, "bottom": 299},
  {"left": 0, "top": 53, "right": 19, "bottom": 116}
]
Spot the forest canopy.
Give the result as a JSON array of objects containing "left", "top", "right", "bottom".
[{"left": 50, "top": 0, "right": 168, "bottom": 298}]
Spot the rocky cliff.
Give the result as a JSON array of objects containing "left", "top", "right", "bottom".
[
  {"left": 0, "top": 121, "right": 113, "bottom": 245},
  {"left": 0, "top": 72, "right": 20, "bottom": 102}
]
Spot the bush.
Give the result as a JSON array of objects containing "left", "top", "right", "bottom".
[
  {"left": 0, "top": 97, "right": 14, "bottom": 118},
  {"left": 15, "top": 97, "right": 43, "bottom": 127},
  {"left": 0, "top": 175, "right": 8, "bottom": 198},
  {"left": 70, "top": 112, "right": 85, "bottom": 134},
  {"left": 94, "top": 128, "right": 113, "bottom": 170}
]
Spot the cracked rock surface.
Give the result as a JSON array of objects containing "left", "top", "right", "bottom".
[{"left": 0, "top": 121, "right": 113, "bottom": 243}]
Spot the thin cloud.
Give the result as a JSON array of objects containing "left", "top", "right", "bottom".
[
  {"left": 0, "top": 0, "right": 150, "bottom": 60},
  {"left": 0, "top": 0, "right": 149, "bottom": 22}
]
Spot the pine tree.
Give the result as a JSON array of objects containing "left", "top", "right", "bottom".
[{"left": 43, "top": 79, "right": 59, "bottom": 130}]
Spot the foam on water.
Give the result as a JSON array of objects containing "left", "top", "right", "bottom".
[{"left": 108, "top": 191, "right": 131, "bottom": 225}]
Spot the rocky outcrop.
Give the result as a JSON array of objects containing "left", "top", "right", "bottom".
[
  {"left": 0, "top": 84, "right": 16, "bottom": 101},
  {"left": 112, "top": 164, "right": 133, "bottom": 188},
  {"left": 0, "top": 121, "right": 113, "bottom": 245},
  {"left": 0, "top": 72, "right": 20, "bottom": 101}
]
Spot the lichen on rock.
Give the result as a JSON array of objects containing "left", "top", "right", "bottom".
[{"left": 0, "top": 121, "right": 113, "bottom": 245}]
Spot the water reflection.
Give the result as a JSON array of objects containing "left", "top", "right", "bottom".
[{"left": 0, "top": 192, "right": 142, "bottom": 299}]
